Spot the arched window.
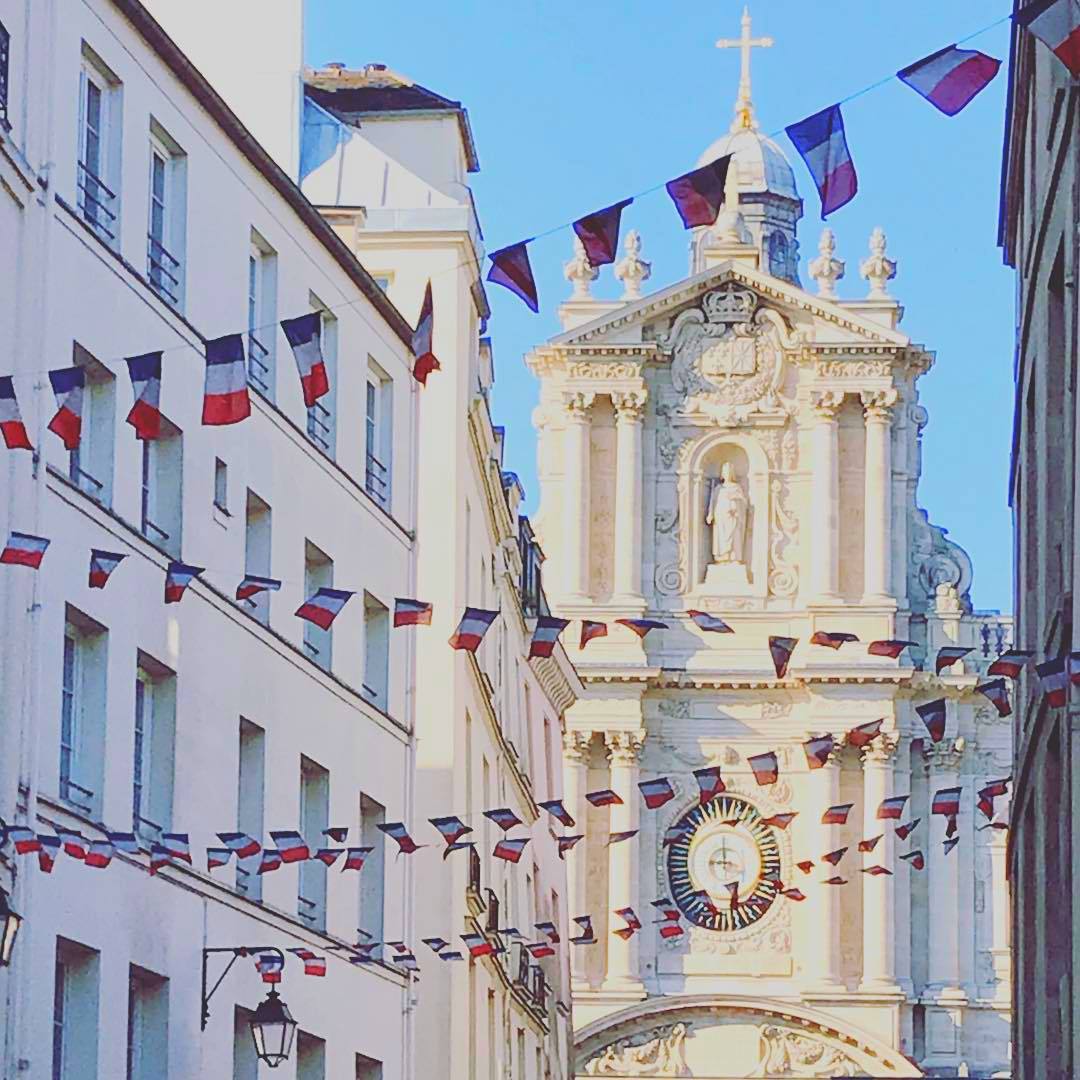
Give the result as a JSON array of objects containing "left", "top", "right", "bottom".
[{"left": 768, "top": 232, "right": 789, "bottom": 279}]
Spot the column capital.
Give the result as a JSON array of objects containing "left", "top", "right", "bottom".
[
  {"left": 605, "top": 729, "right": 646, "bottom": 766},
  {"left": 860, "top": 733, "right": 900, "bottom": 766},
  {"left": 564, "top": 390, "right": 596, "bottom": 419},
  {"left": 923, "top": 739, "right": 965, "bottom": 773},
  {"left": 809, "top": 388, "right": 845, "bottom": 421},
  {"left": 860, "top": 387, "right": 899, "bottom": 422},
  {"left": 611, "top": 389, "right": 648, "bottom": 423},
  {"left": 563, "top": 729, "right": 593, "bottom": 764}
]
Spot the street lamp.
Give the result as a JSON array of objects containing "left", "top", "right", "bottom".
[
  {"left": 249, "top": 988, "right": 298, "bottom": 1068},
  {"left": 0, "top": 887, "right": 22, "bottom": 967}
]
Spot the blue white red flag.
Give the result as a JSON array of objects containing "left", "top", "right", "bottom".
[
  {"left": 781, "top": 887, "right": 806, "bottom": 901},
  {"left": 786, "top": 105, "right": 857, "bottom": 218},
  {"left": 858, "top": 834, "right": 882, "bottom": 852},
  {"left": 289, "top": 948, "right": 327, "bottom": 976},
  {"left": 85, "top": 840, "right": 113, "bottom": 868},
  {"left": 987, "top": 649, "right": 1034, "bottom": 679},
  {"left": 429, "top": 816, "right": 472, "bottom": 846},
  {"left": 557, "top": 834, "right": 584, "bottom": 858},
  {"left": 769, "top": 635, "right": 798, "bottom": 678},
  {"left": 846, "top": 718, "right": 884, "bottom": 747},
  {"left": 877, "top": 795, "right": 909, "bottom": 820},
  {"left": 443, "top": 839, "right": 476, "bottom": 861},
  {"left": 537, "top": 799, "right": 575, "bottom": 827},
  {"left": 535, "top": 921, "right": 559, "bottom": 943},
  {"left": 748, "top": 752, "right": 779, "bottom": 786},
  {"left": 821, "top": 847, "right": 848, "bottom": 866},
  {"left": 162, "top": 833, "right": 192, "bottom": 863},
  {"left": 607, "top": 830, "right": 638, "bottom": 846},
  {"left": 570, "top": 915, "right": 595, "bottom": 944},
  {"left": 493, "top": 837, "right": 530, "bottom": 863},
  {"left": 900, "top": 850, "right": 925, "bottom": 870},
  {"left": 164, "top": 561, "right": 204, "bottom": 604},
  {"left": 1036, "top": 657, "right": 1069, "bottom": 707},
  {"left": 895, "top": 818, "right": 921, "bottom": 841},
  {"left": 487, "top": 242, "right": 539, "bottom": 313},
  {"left": 392, "top": 951, "right": 420, "bottom": 972},
  {"left": 823, "top": 876, "right": 848, "bottom": 886},
  {"left": 898, "top": 45, "right": 1001, "bottom": 116},
  {"left": 216, "top": 832, "right": 261, "bottom": 858},
  {"left": 7, "top": 827, "right": 40, "bottom": 854},
  {"left": 410, "top": 282, "right": 440, "bottom": 385},
  {"left": 0, "top": 377, "right": 32, "bottom": 449},
  {"left": 206, "top": 848, "right": 232, "bottom": 871},
  {"left": 342, "top": 846, "right": 373, "bottom": 871},
  {"left": 861, "top": 865, "right": 893, "bottom": 877},
  {"left": 106, "top": 831, "right": 140, "bottom": 854},
  {"left": 822, "top": 803, "right": 853, "bottom": 825},
  {"left": 149, "top": 843, "right": 173, "bottom": 875},
  {"left": 932, "top": 787, "right": 962, "bottom": 817},
  {"left": 236, "top": 575, "right": 281, "bottom": 602},
  {"left": 693, "top": 766, "right": 725, "bottom": 804},
  {"left": 686, "top": 610, "right": 734, "bottom": 634},
  {"left": 295, "top": 587, "right": 354, "bottom": 630},
  {"left": 580, "top": 620, "right": 608, "bottom": 648},
  {"left": 943, "top": 836, "right": 960, "bottom": 855},
  {"left": 665, "top": 155, "right": 732, "bottom": 229},
  {"left": 125, "top": 352, "right": 163, "bottom": 440},
  {"left": 616, "top": 618, "right": 668, "bottom": 639},
  {"left": 422, "top": 937, "right": 451, "bottom": 954},
  {"left": 867, "top": 639, "right": 916, "bottom": 658},
  {"left": 935, "top": 646, "right": 972, "bottom": 674},
  {"left": 393, "top": 598, "right": 433, "bottom": 627},
  {"left": 528, "top": 615, "right": 571, "bottom": 659},
  {"left": 449, "top": 607, "right": 499, "bottom": 651},
  {"left": 759, "top": 812, "right": 797, "bottom": 829},
  {"left": 281, "top": 313, "right": 330, "bottom": 407},
  {"left": 324, "top": 826, "right": 349, "bottom": 843},
  {"left": 796, "top": 860, "right": 815, "bottom": 874},
  {"left": 312, "top": 848, "right": 343, "bottom": 867},
  {"left": 378, "top": 822, "right": 423, "bottom": 854},
  {"left": 47, "top": 366, "right": 85, "bottom": 449},
  {"left": 269, "top": 830, "right": 310, "bottom": 863},
  {"left": 976, "top": 678, "right": 1011, "bottom": 718},
  {"left": 89, "top": 549, "right": 126, "bottom": 589},
  {"left": 916, "top": 698, "right": 947, "bottom": 742},
  {"left": 1, "top": 532, "right": 49, "bottom": 569},
  {"left": 439, "top": 950, "right": 465, "bottom": 962},
  {"left": 662, "top": 823, "right": 692, "bottom": 847},
  {"left": 614, "top": 907, "right": 641, "bottom": 931},
  {"left": 255, "top": 952, "right": 284, "bottom": 984},
  {"left": 462, "top": 933, "right": 495, "bottom": 958},
  {"left": 638, "top": 777, "right": 676, "bottom": 809},
  {"left": 55, "top": 828, "right": 86, "bottom": 859},
  {"left": 38, "top": 835, "right": 61, "bottom": 873},
  {"left": 1016, "top": 0, "right": 1080, "bottom": 77},
  {"left": 483, "top": 807, "right": 523, "bottom": 831},
  {"left": 573, "top": 199, "right": 632, "bottom": 267},
  {"left": 810, "top": 631, "right": 858, "bottom": 649},
  {"left": 585, "top": 789, "right": 622, "bottom": 808},
  {"left": 803, "top": 733, "right": 834, "bottom": 769},
  {"left": 202, "top": 334, "right": 250, "bottom": 425},
  {"left": 527, "top": 941, "right": 556, "bottom": 959},
  {"left": 257, "top": 850, "right": 282, "bottom": 875}
]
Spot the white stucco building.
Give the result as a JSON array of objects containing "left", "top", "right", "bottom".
[
  {"left": 524, "top": 26, "right": 1013, "bottom": 1079},
  {"left": 0, "top": 1, "right": 421, "bottom": 1076}
]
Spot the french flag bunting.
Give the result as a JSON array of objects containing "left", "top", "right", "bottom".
[
  {"left": 638, "top": 777, "right": 676, "bottom": 810},
  {"left": 858, "top": 834, "right": 882, "bottom": 853},
  {"left": 980, "top": 777, "right": 1011, "bottom": 800},
  {"left": 570, "top": 915, "right": 595, "bottom": 944},
  {"left": 378, "top": 822, "right": 423, "bottom": 855},
  {"left": 686, "top": 610, "right": 734, "bottom": 634},
  {"left": 932, "top": 787, "right": 962, "bottom": 817},
  {"left": 665, "top": 155, "right": 732, "bottom": 229},
  {"left": 585, "top": 788, "right": 622, "bottom": 808},
  {"left": 822, "top": 803, "right": 854, "bottom": 825},
  {"left": 89, "top": 549, "right": 126, "bottom": 589},
  {"left": 255, "top": 952, "right": 284, "bottom": 984},
  {"left": 206, "top": 847, "right": 232, "bottom": 871},
  {"left": 760, "top": 812, "right": 797, "bottom": 830},
  {"left": 124, "top": 352, "right": 163, "bottom": 440},
  {"left": 895, "top": 818, "right": 921, "bottom": 841},
  {"left": 769, "top": 636, "right": 798, "bottom": 678},
  {"left": 877, "top": 795, "right": 910, "bottom": 821},
  {"left": 861, "top": 865, "right": 893, "bottom": 877},
  {"left": 796, "top": 860, "right": 815, "bottom": 874},
  {"left": 443, "top": 840, "right": 476, "bottom": 860},
  {"left": 312, "top": 848, "right": 343, "bottom": 867},
  {"left": 324, "top": 826, "right": 349, "bottom": 843},
  {"left": 487, "top": 241, "right": 539, "bottom": 313},
  {"left": 439, "top": 950, "right": 465, "bottom": 962},
  {"left": 257, "top": 850, "right": 283, "bottom": 875},
  {"left": 349, "top": 944, "right": 379, "bottom": 964},
  {"left": 202, "top": 334, "right": 250, "bottom": 425},
  {"left": 410, "top": 282, "right": 440, "bottom": 386},
  {"left": 289, "top": 948, "right": 327, "bottom": 977},
  {"left": 281, "top": 313, "right": 330, "bottom": 408},
  {"left": 693, "top": 766, "right": 725, "bottom": 804},
  {"left": 391, "top": 952, "right": 420, "bottom": 973},
  {"left": 535, "top": 920, "right": 560, "bottom": 943},
  {"left": 810, "top": 630, "right": 858, "bottom": 650},
  {"left": 295, "top": 587, "right": 354, "bottom": 630},
  {"left": 900, "top": 850, "right": 925, "bottom": 870},
  {"left": 748, "top": 751, "right": 779, "bottom": 786},
  {"left": 0, "top": 377, "right": 32, "bottom": 449},
  {"left": 149, "top": 843, "right": 173, "bottom": 875},
  {"left": 659, "top": 922, "right": 685, "bottom": 938},
  {"left": 781, "top": 887, "right": 806, "bottom": 901},
  {"left": 823, "top": 876, "right": 848, "bottom": 886},
  {"left": 429, "top": 816, "right": 472, "bottom": 846},
  {"left": 1, "top": 531, "right": 50, "bottom": 569},
  {"left": 422, "top": 937, "right": 451, "bottom": 954},
  {"left": 987, "top": 649, "right": 1034, "bottom": 679},
  {"left": 529, "top": 615, "right": 571, "bottom": 659},
  {"left": 943, "top": 835, "right": 960, "bottom": 855},
  {"left": 898, "top": 45, "right": 1001, "bottom": 116},
  {"left": 1016, "top": 0, "right": 1080, "bottom": 77},
  {"left": 615, "top": 907, "right": 642, "bottom": 931},
  {"left": 527, "top": 941, "right": 555, "bottom": 959},
  {"left": 8, "top": 826, "right": 40, "bottom": 854},
  {"left": 483, "top": 807, "right": 523, "bottom": 831},
  {"left": 216, "top": 832, "right": 261, "bottom": 858},
  {"left": 342, "top": 846, "right": 374, "bottom": 871},
  {"left": 935, "top": 645, "right": 972, "bottom": 674},
  {"left": 162, "top": 832, "right": 192, "bottom": 863},
  {"left": 164, "top": 562, "right": 204, "bottom": 604},
  {"left": 557, "top": 834, "right": 584, "bottom": 858},
  {"left": 394, "top": 598, "right": 433, "bottom": 627},
  {"left": 47, "top": 366, "right": 85, "bottom": 449},
  {"left": 976, "top": 678, "right": 1012, "bottom": 718},
  {"left": 846, "top": 718, "right": 884, "bottom": 748},
  {"left": 580, "top": 620, "right": 608, "bottom": 648},
  {"left": 38, "top": 835, "right": 61, "bottom": 873},
  {"left": 56, "top": 828, "right": 86, "bottom": 859},
  {"left": 785, "top": 104, "right": 858, "bottom": 218},
  {"left": 821, "top": 846, "right": 848, "bottom": 866},
  {"left": 1036, "top": 657, "right": 1069, "bottom": 707},
  {"left": 236, "top": 575, "right": 281, "bottom": 602},
  {"left": 106, "top": 831, "right": 140, "bottom": 854},
  {"left": 607, "top": 829, "right": 638, "bottom": 846},
  {"left": 493, "top": 837, "right": 530, "bottom": 863},
  {"left": 85, "top": 840, "right": 113, "bottom": 869},
  {"left": 462, "top": 932, "right": 495, "bottom": 958},
  {"left": 269, "top": 830, "right": 310, "bottom": 863},
  {"left": 803, "top": 733, "right": 834, "bottom": 770},
  {"left": 867, "top": 639, "right": 917, "bottom": 658},
  {"left": 616, "top": 617, "right": 668, "bottom": 639},
  {"left": 449, "top": 607, "right": 499, "bottom": 651},
  {"left": 916, "top": 698, "right": 947, "bottom": 742},
  {"left": 573, "top": 198, "right": 632, "bottom": 267},
  {"left": 537, "top": 799, "right": 576, "bottom": 827}
]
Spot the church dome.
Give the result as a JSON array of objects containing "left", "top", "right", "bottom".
[{"left": 696, "top": 127, "right": 798, "bottom": 201}]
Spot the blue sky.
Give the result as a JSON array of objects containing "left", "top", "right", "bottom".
[{"left": 306, "top": 1, "right": 1015, "bottom": 613}]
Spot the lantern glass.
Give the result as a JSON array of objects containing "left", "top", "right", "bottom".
[
  {"left": 0, "top": 889, "right": 21, "bottom": 967},
  {"left": 249, "top": 989, "right": 297, "bottom": 1068}
]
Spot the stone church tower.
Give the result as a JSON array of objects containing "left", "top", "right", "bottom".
[{"left": 524, "top": 13, "right": 1012, "bottom": 1077}]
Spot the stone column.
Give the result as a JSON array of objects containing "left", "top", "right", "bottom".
[
  {"left": 562, "top": 392, "right": 594, "bottom": 600},
  {"left": 611, "top": 391, "right": 647, "bottom": 605},
  {"left": 809, "top": 391, "right": 843, "bottom": 603},
  {"left": 926, "top": 742, "right": 964, "bottom": 995},
  {"left": 860, "top": 736, "right": 900, "bottom": 991},
  {"left": 563, "top": 730, "right": 592, "bottom": 991},
  {"left": 806, "top": 744, "right": 844, "bottom": 991},
  {"left": 892, "top": 736, "right": 914, "bottom": 994},
  {"left": 603, "top": 730, "right": 645, "bottom": 995},
  {"left": 988, "top": 829, "right": 1011, "bottom": 1000},
  {"left": 861, "top": 389, "right": 898, "bottom": 603}
]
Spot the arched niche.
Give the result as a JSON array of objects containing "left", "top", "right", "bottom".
[{"left": 678, "top": 431, "right": 770, "bottom": 598}]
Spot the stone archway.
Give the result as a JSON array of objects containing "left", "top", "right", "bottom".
[{"left": 574, "top": 995, "right": 922, "bottom": 1078}]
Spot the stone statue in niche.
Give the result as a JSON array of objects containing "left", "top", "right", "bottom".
[{"left": 706, "top": 462, "right": 748, "bottom": 565}]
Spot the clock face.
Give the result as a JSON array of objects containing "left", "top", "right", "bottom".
[{"left": 666, "top": 795, "right": 783, "bottom": 932}]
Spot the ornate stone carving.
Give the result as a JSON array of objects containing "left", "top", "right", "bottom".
[
  {"left": 924, "top": 739, "right": 965, "bottom": 773},
  {"left": 780, "top": 425, "right": 798, "bottom": 470},
  {"left": 564, "top": 390, "right": 596, "bottom": 418},
  {"left": 615, "top": 229, "right": 652, "bottom": 301},
  {"left": 768, "top": 478, "right": 798, "bottom": 597},
  {"left": 815, "top": 359, "right": 892, "bottom": 379},
  {"left": 807, "top": 228, "right": 845, "bottom": 299},
  {"left": 809, "top": 389, "right": 845, "bottom": 420},
  {"left": 860, "top": 226, "right": 897, "bottom": 300},
  {"left": 860, "top": 733, "right": 899, "bottom": 764},
  {"left": 908, "top": 507, "right": 974, "bottom": 612},
  {"left": 613, "top": 390, "right": 648, "bottom": 423},
  {"left": 762, "top": 701, "right": 791, "bottom": 719},
  {"left": 568, "top": 361, "right": 643, "bottom": 381},
  {"left": 582, "top": 1023, "right": 690, "bottom": 1076},
  {"left": 565, "top": 234, "right": 598, "bottom": 299},
  {"left": 655, "top": 562, "right": 687, "bottom": 596},
  {"left": 657, "top": 699, "right": 691, "bottom": 719},
  {"left": 860, "top": 387, "right": 899, "bottom": 422},
  {"left": 606, "top": 730, "right": 646, "bottom": 766},
  {"left": 754, "top": 1025, "right": 861, "bottom": 1077},
  {"left": 563, "top": 730, "right": 592, "bottom": 763}
]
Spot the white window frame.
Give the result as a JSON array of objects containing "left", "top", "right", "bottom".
[
  {"left": 146, "top": 125, "right": 185, "bottom": 308},
  {"left": 247, "top": 231, "right": 278, "bottom": 398},
  {"left": 305, "top": 296, "right": 336, "bottom": 458},
  {"left": 364, "top": 360, "right": 393, "bottom": 510},
  {"left": 77, "top": 48, "right": 120, "bottom": 246}
]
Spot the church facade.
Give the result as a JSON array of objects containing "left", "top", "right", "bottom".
[{"left": 524, "top": 37, "right": 1012, "bottom": 1078}]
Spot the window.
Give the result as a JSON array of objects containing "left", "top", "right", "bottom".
[
  {"left": 298, "top": 757, "right": 329, "bottom": 930},
  {"left": 213, "top": 458, "right": 228, "bottom": 514},
  {"left": 247, "top": 231, "right": 278, "bottom": 397},
  {"left": 60, "top": 607, "right": 107, "bottom": 818},
  {"left": 69, "top": 343, "right": 116, "bottom": 506},
  {"left": 358, "top": 793, "right": 385, "bottom": 941},
  {"left": 0, "top": 19, "right": 11, "bottom": 131},
  {"left": 126, "top": 966, "right": 167, "bottom": 1080},
  {"left": 53, "top": 938, "right": 100, "bottom": 1080},
  {"left": 302, "top": 541, "right": 334, "bottom": 670},
  {"left": 236, "top": 719, "right": 265, "bottom": 901},
  {"left": 132, "top": 653, "right": 176, "bottom": 842},
  {"left": 355, "top": 1054, "right": 383, "bottom": 1080},
  {"left": 296, "top": 1032, "right": 326, "bottom": 1080},
  {"left": 242, "top": 491, "right": 272, "bottom": 625},
  {"left": 364, "top": 361, "right": 392, "bottom": 509},
  {"left": 146, "top": 120, "right": 186, "bottom": 308},
  {"left": 233, "top": 1006, "right": 257, "bottom": 1080},
  {"left": 306, "top": 299, "right": 336, "bottom": 457},
  {"left": 77, "top": 46, "right": 120, "bottom": 245},
  {"left": 371, "top": 274, "right": 392, "bottom": 293},
  {"left": 362, "top": 593, "right": 390, "bottom": 711},
  {"left": 140, "top": 416, "right": 182, "bottom": 557}
]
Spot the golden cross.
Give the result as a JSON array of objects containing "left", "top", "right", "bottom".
[{"left": 715, "top": 6, "right": 773, "bottom": 131}]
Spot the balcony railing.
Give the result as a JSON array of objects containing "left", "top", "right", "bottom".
[
  {"left": 365, "top": 452, "right": 389, "bottom": 509},
  {"left": 60, "top": 776, "right": 95, "bottom": 816},
  {"left": 484, "top": 888, "right": 500, "bottom": 936},
  {"left": 69, "top": 459, "right": 105, "bottom": 502},
  {"left": 306, "top": 400, "right": 332, "bottom": 453},
  {"left": 147, "top": 234, "right": 181, "bottom": 306},
  {"left": 297, "top": 894, "right": 319, "bottom": 926},
  {"left": 247, "top": 333, "right": 272, "bottom": 395},
  {"left": 77, "top": 161, "right": 117, "bottom": 243},
  {"left": 467, "top": 843, "right": 482, "bottom": 897}
]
